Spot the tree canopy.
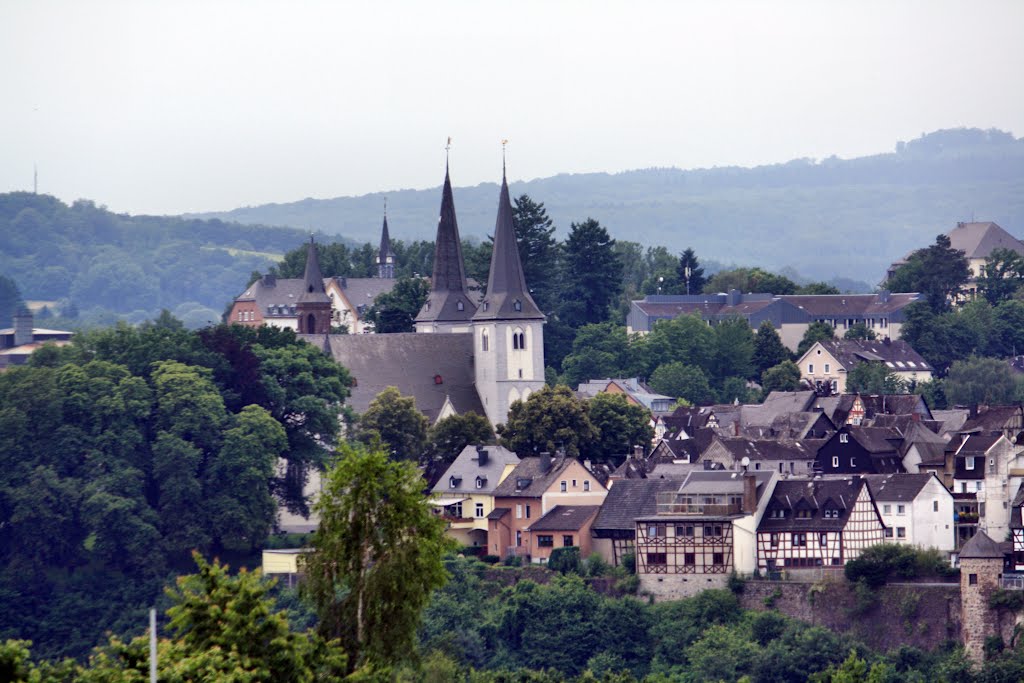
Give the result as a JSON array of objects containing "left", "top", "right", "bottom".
[
  {"left": 498, "top": 385, "right": 599, "bottom": 458},
  {"left": 885, "top": 234, "right": 970, "bottom": 313}
]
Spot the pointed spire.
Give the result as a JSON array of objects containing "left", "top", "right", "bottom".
[
  {"left": 298, "top": 236, "right": 330, "bottom": 304},
  {"left": 376, "top": 201, "right": 395, "bottom": 279},
  {"left": 473, "top": 161, "right": 544, "bottom": 321},
  {"left": 416, "top": 154, "right": 476, "bottom": 324}
]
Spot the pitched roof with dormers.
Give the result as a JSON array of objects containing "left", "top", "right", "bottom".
[
  {"left": 472, "top": 171, "right": 544, "bottom": 322},
  {"left": 527, "top": 505, "right": 601, "bottom": 532},
  {"left": 862, "top": 473, "right": 937, "bottom": 503},
  {"left": 759, "top": 478, "right": 871, "bottom": 533},
  {"left": 492, "top": 455, "right": 596, "bottom": 498},
  {"left": 813, "top": 339, "right": 934, "bottom": 374},
  {"left": 431, "top": 445, "right": 520, "bottom": 497}
]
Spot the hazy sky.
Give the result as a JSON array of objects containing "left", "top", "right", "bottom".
[{"left": 2, "top": 1, "right": 1023, "bottom": 216}]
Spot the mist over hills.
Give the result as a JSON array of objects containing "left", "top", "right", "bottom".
[{"left": 190, "top": 128, "right": 1024, "bottom": 283}]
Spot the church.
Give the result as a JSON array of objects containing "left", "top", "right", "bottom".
[{"left": 297, "top": 160, "right": 546, "bottom": 428}]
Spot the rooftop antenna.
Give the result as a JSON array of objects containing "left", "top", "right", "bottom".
[{"left": 445, "top": 136, "right": 451, "bottom": 165}]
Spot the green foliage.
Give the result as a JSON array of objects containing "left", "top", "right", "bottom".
[
  {"left": 844, "top": 544, "right": 955, "bottom": 588},
  {"left": 364, "top": 277, "right": 430, "bottom": 333},
  {"left": 988, "top": 588, "right": 1024, "bottom": 612},
  {"left": 511, "top": 195, "right": 560, "bottom": 315},
  {"left": 497, "top": 385, "right": 599, "bottom": 458},
  {"left": 424, "top": 412, "right": 494, "bottom": 468},
  {"left": 359, "top": 386, "right": 429, "bottom": 461},
  {"left": 799, "top": 282, "right": 842, "bottom": 295},
  {"left": 559, "top": 218, "right": 624, "bottom": 329},
  {"left": 846, "top": 361, "right": 909, "bottom": 395},
  {"left": 752, "top": 321, "right": 792, "bottom": 377},
  {"left": 548, "top": 547, "right": 582, "bottom": 574},
  {"left": 914, "top": 379, "right": 947, "bottom": 410},
  {"left": 797, "top": 321, "right": 836, "bottom": 357},
  {"left": 845, "top": 322, "right": 877, "bottom": 340},
  {"left": 559, "top": 322, "right": 636, "bottom": 388},
  {"left": 945, "top": 355, "right": 1021, "bottom": 407},
  {"left": 979, "top": 248, "right": 1024, "bottom": 304},
  {"left": 677, "top": 248, "right": 706, "bottom": 294},
  {"left": 704, "top": 267, "right": 799, "bottom": 295},
  {"left": 885, "top": 234, "right": 970, "bottom": 314},
  {"left": 762, "top": 360, "right": 803, "bottom": 393},
  {"left": 0, "top": 275, "right": 22, "bottom": 328},
  {"left": 587, "top": 393, "right": 654, "bottom": 462},
  {"left": 712, "top": 317, "right": 756, "bottom": 382},
  {"left": 649, "top": 362, "right": 716, "bottom": 405},
  {"left": 303, "top": 442, "right": 452, "bottom": 670}
]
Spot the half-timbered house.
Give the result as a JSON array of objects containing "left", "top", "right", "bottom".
[{"left": 756, "top": 477, "right": 885, "bottom": 574}]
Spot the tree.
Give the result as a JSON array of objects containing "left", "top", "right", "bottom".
[
  {"left": 885, "top": 234, "right": 970, "bottom": 313},
  {"left": 649, "top": 363, "right": 716, "bottom": 405},
  {"left": 945, "top": 356, "right": 1021, "bottom": 407},
  {"left": 559, "top": 219, "right": 623, "bottom": 329},
  {"left": 753, "top": 321, "right": 791, "bottom": 376},
  {"left": 364, "top": 277, "right": 430, "bottom": 333},
  {"left": 761, "top": 360, "right": 802, "bottom": 393},
  {"left": 798, "top": 282, "right": 841, "bottom": 295},
  {"left": 359, "top": 387, "right": 429, "bottom": 461},
  {"left": 635, "top": 313, "right": 715, "bottom": 378},
  {"left": 497, "top": 385, "right": 599, "bottom": 457},
  {"left": 846, "top": 362, "right": 909, "bottom": 395},
  {"left": 711, "top": 318, "right": 756, "bottom": 383},
  {"left": 844, "top": 322, "right": 877, "bottom": 341},
  {"left": 677, "top": 248, "right": 706, "bottom": 295},
  {"left": 797, "top": 321, "right": 836, "bottom": 357},
  {"left": 588, "top": 393, "right": 654, "bottom": 462},
  {"left": 978, "top": 248, "right": 1024, "bottom": 305},
  {"left": 303, "top": 442, "right": 451, "bottom": 669},
  {"left": 512, "top": 194, "right": 560, "bottom": 313},
  {"left": 559, "top": 322, "right": 636, "bottom": 387},
  {"left": 704, "top": 268, "right": 798, "bottom": 295},
  {"left": 423, "top": 412, "right": 494, "bottom": 470}
]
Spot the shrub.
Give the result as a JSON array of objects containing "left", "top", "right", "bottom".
[
  {"left": 844, "top": 543, "right": 952, "bottom": 587},
  {"left": 480, "top": 555, "right": 500, "bottom": 565},
  {"left": 503, "top": 555, "right": 522, "bottom": 567},
  {"left": 763, "top": 588, "right": 783, "bottom": 608},
  {"left": 727, "top": 572, "right": 745, "bottom": 595},
  {"left": 621, "top": 553, "right": 636, "bottom": 574},
  {"left": 583, "top": 553, "right": 611, "bottom": 577},
  {"left": 548, "top": 547, "right": 582, "bottom": 574}
]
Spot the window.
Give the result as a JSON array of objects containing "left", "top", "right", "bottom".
[
  {"left": 457, "top": 300, "right": 464, "bottom": 311},
  {"left": 883, "top": 504, "right": 891, "bottom": 514},
  {"left": 933, "top": 500, "right": 939, "bottom": 512},
  {"left": 516, "top": 530, "right": 522, "bottom": 547},
  {"left": 897, "top": 504, "right": 905, "bottom": 515},
  {"left": 481, "top": 331, "right": 489, "bottom": 351},
  {"left": 525, "top": 505, "right": 531, "bottom": 519},
  {"left": 563, "top": 535, "right": 574, "bottom": 547},
  {"left": 446, "top": 502, "right": 463, "bottom": 518},
  {"left": 792, "top": 533, "right": 807, "bottom": 547},
  {"left": 683, "top": 553, "right": 696, "bottom": 566},
  {"left": 840, "top": 433, "right": 849, "bottom": 444},
  {"left": 850, "top": 458, "right": 856, "bottom": 467},
  {"left": 824, "top": 508, "right": 839, "bottom": 519},
  {"left": 476, "top": 476, "right": 486, "bottom": 489},
  {"left": 647, "top": 524, "right": 660, "bottom": 538},
  {"left": 560, "top": 481, "right": 567, "bottom": 492},
  {"left": 712, "top": 552, "right": 725, "bottom": 565},
  {"left": 514, "top": 299, "right": 522, "bottom": 312},
  {"left": 832, "top": 456, "right": 839, "bottom": 468},
  {"left": 819, "top": 533, "right": 828, "bottom": 547},
  {"left": 966, "top": 456, "right": 975, "bottom": 470},
  {"left": 770, "top": 508, "right": 786, "bottom": 519},
  {"left": 961, "top": 483, "right": 967, "bottom": 493},
  {"left": 975, "top": 481, "right": 983, "bottom": 492},
  {"left": 884, "top": 528, "right": 894, "bottom": 538},
  {"left": 676, "top": 525, "right": 695, "bottom": 537},
  {"left": 704, "top": 525, "right": 724, "bottom": 537},
  {"left": 796, "top": 509, "right": 813, "bottom": 519},
  {"left": 897, "top": 527, "right": 906, "bottom": 538},
  {"left": 770, "top": 533, "right": 779, "bottom": 547},
  {"left": 584, "top": 480, "right": 591, "bottom": 492},
  {"left": 516, "top": 505, "right": 523, "bottom": 519},
  {"left": 824, "top": 363, "right": 831, "bottom": 373},
  {"left": 647, "top": 553, "right": 667, "bottom": 566},
  {"left": 808, "top": 364, "right": 814, "bottom": 374},
  {"left": 475, "top": 503, "right": 484, "bottom": 518},
  {"left": 969, "top": 573, "right": 978, "bottom": 586},
  {"left": 572, "top": 479, "right": 577, "bottom": 487},
  {"left": 537, "top": 535, "right": 554, "bottom": 547}
]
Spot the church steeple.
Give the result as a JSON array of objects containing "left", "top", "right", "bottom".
[
  {"left": 376, "top": 202, "right": 395, "bottom": 279},
  {"left": 415, "top": 160, "right": 476, "bottom": 330},
  {"left": 296, "top": 236, "right": 332, "bottom": 334},
  {"left": 472, "top": 168, "right": 544, "bottom": 322}
]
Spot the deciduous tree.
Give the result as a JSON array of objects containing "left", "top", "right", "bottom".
[
  {"left": 588, "top": 392, "right": 654, "bottom": 462},
  {"left": 846, "top": 362, "right": 909, "bottom": 395},
  {"left": 365, "top": 277, "right": 430, "bottom": 333},
  {"left": 359, "top": 386, "right": 429, "bottom": 461},
  {"left": 498, "top": 385, "right": 599, "bottom": 457}
]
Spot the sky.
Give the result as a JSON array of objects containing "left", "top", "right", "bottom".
[{"left": 1, "top": 0, "right": 1023, "bottom": 216}]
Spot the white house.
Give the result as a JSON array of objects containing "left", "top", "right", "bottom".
[
  {"left": 797, "top": 339, "right": 934, "bottom": 394},
  {"left": 864, "top": 473, "right": 955, "bottom": 553}
]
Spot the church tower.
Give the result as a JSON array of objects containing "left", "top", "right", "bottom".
[
  {"left": 376, "top": 205, "right": 395, "bottom": 279},
  {"left": 472, "top": 164, "right": 546, "bottom": 427},
  {"left": 415, "top": 162, "right": 477, "bottom": 333},
  {"left": 295, "top": 237, "right": 332, "bottom": 335}
]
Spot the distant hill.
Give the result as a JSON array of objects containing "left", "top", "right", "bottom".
[{"left": 190, "top": 127, "right": 1024, "bottom": 283}]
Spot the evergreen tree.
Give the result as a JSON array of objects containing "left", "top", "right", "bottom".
[
  {"left": 0, "top": 275, "right": 22, "bottom": 328},
  {"left": 752, "top": 321, "right": 791, "bottom": 376},
  {"left": 559, "top": 219, "right": 623, "bottom": 329},
  {"left": 677, "top": 248, "right": 706, "bottom": 295},
  {"left": 885, "top": 234, "right": 970, "bottom": 313},
  {"left": 364, "top": 277, "right": 430, "bottom": 333},
  {"left": 512, "top": 194, "right": 559, "bottom": 313}
]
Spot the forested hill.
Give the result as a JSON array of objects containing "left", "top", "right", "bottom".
[
  {"left": 191, "top": 127, "right": 1024, "bottom": 282},
  {"left": 0, "top": 193, "right": 323, "bottom": 327}
]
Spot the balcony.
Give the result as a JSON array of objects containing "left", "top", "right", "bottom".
[{"left": 655, "top": 492, "right": 741, "bottom": 516}]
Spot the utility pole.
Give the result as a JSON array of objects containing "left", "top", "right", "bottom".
[{"left": 149, "top": 608, "right": 157, "bottom": 683}]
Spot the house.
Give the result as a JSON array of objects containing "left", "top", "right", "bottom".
[
  {"left": 591, "top": 478, "right": 684, "bottom": 566},
  {"left": 577, "top": 378, "right": 675, "bottom": 415},
  {"left": 1009, "top": 483, "right": 1024, "bottom": 570},
  {"left": 815, "top": 426, "right": 905, "bottom": 475},
  {"left": 431, "top": 444, "right": 520, "bottom": 548},
  {"left": 488, "top": 454, "right": 607, "bottom": 562},
  {"left": 959, "top": 406, "right": 1024, "bottom": 444},
  {"left": 526, "top": 505, "right": 601, "bottom": 564},
  {"left": 797, "top": 339, "right": 934, "bottom": 395},
  {"left": 634, "top": 470, "right": 777, "bottom": 598},
  {"left": 627, "top": 290, "right": 923, "bottom": 351},
  {"left": 702, "top": 437, "right": 824, "bottom": 477},
  {"left": 756, "top": 477, "right": 886, "bottom": 574},
  {"left": 900, "top": 420, "right": 949, "bottom": 473},
  {"left": 0, "top": 308, "right": 73, "bottom": 369},
  {"left": 863, "top": 473, "right": 955, "bottom": 553},
  {"left": 947, "top": 433, "right": 1020, "bottom": 541}
]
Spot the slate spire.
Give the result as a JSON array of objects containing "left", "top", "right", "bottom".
[
  {"left": 298, "top": 236, "right": 330, "bottom": 304},
  {"left": 415, "top": 160, "right": 476, "bottom": 325},
  {"left": 472, "top": 166, "right": 544, "bottom": 321},
  {"left": 376, "top": 202, "right": 395, "bottom": 279}
]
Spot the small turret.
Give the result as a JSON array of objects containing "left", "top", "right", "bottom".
[
  {"left": 296, "top": 237, "right": 332, "bottom": 335},
  {"left": 376, "top": 204, "right": 395, "bottom": 279}
]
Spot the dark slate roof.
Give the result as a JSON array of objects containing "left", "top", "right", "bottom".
[
  {"left": 848, "top": 427, "right": 902, "bottom": 454},
  {"left": 488, "top": 507, "right": 511, "bottom": 520},
  {"left": 913, "top": 443, "right": 948, "bottom": 468},
  {"left": 960, "top": 406, "right": 1023, "bottom": 435},
  {"left": 528, "top": 505, "right": 601, "bottom": 532},
  {"left": 416, "top": 165, "right": 476, "bottom": 324},
  {"left": 431, "top": 445, "right": 520, "bottom": 497},
  {"left": 860, "top": 394, "right": 931, "bottom": 418},
  {"left": 759, "top": 478, "right": 870, "bottom": 533},
  {"left": 816, "top": 339, "right": 933, "bottom": 373},
  {"left": 947, "top": 221, "right": 1024, "bottom": 260},
  {"left": 592, "top": 479, "right": 682, "bottom": 533},
  {"left": 472, "top": 172, "right": 544, "bottom": 321},
  {"left": 377, "top": 213, "right": 395, "bottom": 266},
  {"left": 862, "top": 473, "right": 935, "bottom": 502},
  {"left": 780, "top": 293, "right": 921, "bottom": 317},
  {"left": 309, "top": 332, "right": 484, "bottom": 423},
  {"left": 960, "top": 529, "right": 1005, "bottom": 559},
  {"left": 651, "top": 438, "right": 702, "bottom": 463},
  {"left": 743, "top": 391, "right": 818, "bottom": 426},
  {"left": 335, "top": 277, "right": 399, "bottom": 311},
  {"left": 492, "top": 455, "right": 592, "bottom": 498},
  {"left": 299, "top": 239, "right": 331, "bottom": 304},
  {"left": 952, "top": 433, "right": 1004, "bottom": 455},
  {"left": 932, "top": 409, "right": 970, "bottom": 435},
  {"left": 714, "top": 438, "right": 821, "bottom": 462}
]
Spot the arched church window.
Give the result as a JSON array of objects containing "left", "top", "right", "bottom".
[
  {"left": 482, "top": 330, "right": 489, "bottom": 352},
  {"left": 306, "top": 313, "right": 316, "bottom": 333}
]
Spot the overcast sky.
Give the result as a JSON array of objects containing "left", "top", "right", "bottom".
[{"left": 2, "top": 0, "right": 1023, "bottom": 216}]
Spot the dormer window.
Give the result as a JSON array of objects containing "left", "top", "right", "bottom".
[
  {"left": 457, "top": 300, "right": 464, "bottom": 311},
  {"left": 476, "top": 476, "right": 487, "bottom": 489},
  {"left": 966, "top": 456, "right": 975, "bottom": 470},
  {"left": 769, "top": 508, "right": 786, "bottom": 518},
  {"left": 824, "top": 508, "right": 839, "bottom": 519},
  {"left": 449, "top": 476, "right": 462, "bottom": 489},
  {"left": 482, "top": 302, "right": 489, "bottom": 312},
  {"left": 796, "top": 509, "right": 813, "bottom": 519},
  {"left": 514, "top": 299, "right": 522, "bottom": 312}
]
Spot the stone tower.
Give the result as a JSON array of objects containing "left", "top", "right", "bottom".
[
  {"left": 376, "top": 208, "right": 395, "bottom": 279},
  {"left": 295, "top": 237, "right": 332, "bottom": 335},
  {"left": 960, "top": 529, "right": 1005, "bottom": 663},
  {"left": 471, "top": 166, "right": 546, "bottom": 427},
  {"left": 415, "top": 162, "right": 477, "bottom": 333}
]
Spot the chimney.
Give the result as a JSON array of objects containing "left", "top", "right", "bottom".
[
  {"left": 742, "top": 474, "right": 757, "bottom": 514},
  {"left": 476, "top": 445, "right": 489, "bottom": 467},
  {"left": 633, "top": 445, "right": 644, "bottom": 460},
  {"left": 883, "top": 336, "right": 891, "bottom": 345},
  {"left": 13, "top": 307, "right": 33, "bottom": 347},
  {"left": 262, "top": 273, "right": 276, "bottom": 287},
  {"left": 539, "top": 451, "right": 552, "bottom": 474},
  {"left": 340, "top": 276, "right": 347, "bottom": 288},
  {"left": 727, "top": 288, "right": 741, "bottom": 306}
]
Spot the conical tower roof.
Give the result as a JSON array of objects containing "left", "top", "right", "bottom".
[
  {"left": 377, "top": 212, "right": 394, "bottom": 265},
  {"left": 960, "top": 529, "right": 1004, "bottom": 559},
  {"left": 416, "top": 164, "right": 476, "bottom": 324},
  {"left": 298, "top": 237, "right": 331, "bottom": 304},
  {"left": 472, "top": 169, "right": 544, "bottom": 321}
]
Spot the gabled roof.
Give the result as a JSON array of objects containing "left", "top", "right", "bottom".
[
  {"left": 593, "top": 479, "right": 681, "bottom": 533},
  {"left": 743, "top": 391, "right": 818, "bottom": 427},
  {"left": 846, "top": 426, "right": 902, "bottom": 454},
  {"left": 952, "top": 433, "right": 1005, "bottom": 455},
  {"left": 417, "top": 165, "right": 476, "bottom": 324},
  {"left": 331, "top": 277, "right": 398, "bottom": 313},
  {"left": 472, "top": 171, "right": 544, "bottom": 321},
  {"left": 862, "top": 473, "right": 937, "bottom": 502},
  {"left": 713, "top": 437, "right": 821, "bottom": 462},
  {"left": 1011, "top": 483, "right": 1024, "bottom": 530},
  {"left": 431, "top": 445, "right": 519, "bottom": 497},
  {"left": 577, "top": 378, "right": 673, "bottom": 411},
  {"left": 527, "top": 505, "right": 601, "bottom": 532},
  {"left": 960, "top": 406, "right": 1023, "bottom": 435},
  {"left": 780, "top": 292, "right": 922, "bottom": 316},
  {"left": 947, "top": 221, "right": 1024, "bottom": 260},
  {"left": 759, "top": 478, "right": 869, "bottom": 532},
  {"left": 492, "top": 455, "right": 596, "bottom": 498},
  {"left": 913, "top": 443, "right": 948, "bottom": 468},
  {"left": 308, "top": 332, "right": 484, "bottom": 423},
  {"left": 960, "top": 529, "right": 1005, "bottom": 559},
  {"left": 932, "top": 409, "right": 970, "bottom": 435},
  {"left": 813, "top": 339, "right": 933, "bottom": 374}
]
